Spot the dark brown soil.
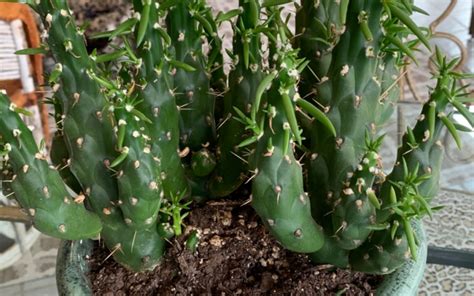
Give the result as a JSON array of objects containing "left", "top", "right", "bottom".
[{"left": 89, "top": 200, "right": 382, "bottom": 295}]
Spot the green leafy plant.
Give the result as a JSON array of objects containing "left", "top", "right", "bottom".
[{"left": 0, "top": 0, "right": 472, "bottom": 276}]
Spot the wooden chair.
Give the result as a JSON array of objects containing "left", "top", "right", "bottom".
[{"left": 0, "top": 2, "right": 50, "bottom": 144}]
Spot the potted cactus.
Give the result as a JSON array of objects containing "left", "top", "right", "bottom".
[{"left": 0, "top": 0, "right": 472, "bottom": 294}]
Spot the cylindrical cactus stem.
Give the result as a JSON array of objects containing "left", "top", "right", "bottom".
[
  {"left": 112, "top": 106, "right": 163, "bottom": 230},
  {"left": 251, "top": 96, "right": 325, "bottom": 252},
  {"left": 131, "top": 0, "right": 189, "bottom": 199},
  {"left": 203, "top": 9, "right": 226, "bottom": 100},
  {"left": 30, "top": 0, "right": 167, "bottom": 271},
  {"left": 302, "top": 0, "right": 389, "bottom": 224},
  {"left": 101, "top": 219, "right": 166, "bottom": 272},
  {"left": 349, "top": 221, "right": 410, "bottom": 275},
  {"left": 27, "top": 0, "right": 119, "bottom": 222},
  {"left": 50, "top": 132, "right": 82, "bottom": 194},
  {"left": 49, "top": 89, "right": 83, "bottom": 194},
  {"left": 0, "top": 93, "right": 102, "bottom": 240},
  {"left": 166, "top": 0, "right": 216, "bottom": 151},
  {"left": 331, "top": 148, "right": 383, "bottom": 250},
  {"left": 309, "top": 237, "right": 349, "bottom": 268},
  {"left": 209, "top": 0, "right": 265, "bottom": 197},
  {"left": 349, "top": 52, "right": 474, "bottom": 274},
  {"left": 378, "top": 52, "right": 472, "bottom": 223},
  {"left": 296, "top": 0, "right": 349, "bottom": 92},
  {"left": 252, "top": 137, "right": 325, "bottom": 253},
  {"left": 251, "top": 39, "right": 324, "bottom": 253},
  {"left": 191, "top": 148, "right": 216, "bottom": 177}
]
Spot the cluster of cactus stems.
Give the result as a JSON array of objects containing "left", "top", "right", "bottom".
[{"left": 0, "top": 0, "right": 472, "bottom": 274}]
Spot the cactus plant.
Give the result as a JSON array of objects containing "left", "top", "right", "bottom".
[{"left": 1, "top": 0, "right": 472, "bottom": 282}]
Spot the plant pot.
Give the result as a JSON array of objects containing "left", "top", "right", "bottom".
[{"left": 56, "top": 220, "right": 427, "bottom": 296}]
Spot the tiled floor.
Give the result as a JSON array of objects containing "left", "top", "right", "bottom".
[{"left": 1, "top": 276, "right": 58, "bottom": 296}]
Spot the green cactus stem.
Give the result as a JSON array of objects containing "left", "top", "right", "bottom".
[
  {"left": 349, "top": 222, "right": 410, "bottom": 275},
  {"left": 332, "top": 144, "right": 383, "bottom": 250},
  {"left": 348, "top": 51, "right": 474, "bottom": 274},
  {"left": 191, "top": 148, "right": 216, "bottom": 177},
  {"left": 209, "top": 0, "right": 265, "bottom": 197},
  {"left": 50, "top": 132, "right": 82, "bottom": 194},
  {"left": 166, "top": 0, "right": 216, "bottom": 151},
  {"left": 251, "top": 97, "right": 325, "bottom": 253},
  {"left": 250, "top": 34, "right": 325, "bottom": 252},
  {"left": 101, "top": 221, "right": 165, "bottom": 271},
  {"left": 131, "top": 0, "right": 189, "bottom": 199},
  {"left": 296, "top": 0, "right": 350, "bottom": 95},
  {"left": 112, "top": 103, "right": 163, "bottom": 230},
  {"left": 27, "top": 0, "right": 120, "bottom": 223},
  {"left": 28, "top": 0, "right": 167, "bottom": 271},
  {"left": 301, "top": 1, "right": 392, "bottom": 224},
  {"left": 0, "top": 93, "right": 102, "bottom": 240}
]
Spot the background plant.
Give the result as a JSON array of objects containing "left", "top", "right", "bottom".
[{"left": 0, "top": 0, "right": 472, "bottom": 275}]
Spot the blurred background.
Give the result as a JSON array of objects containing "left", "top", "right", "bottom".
[{"left": 0, "top": 1, "right": 472, "bottom": 295}]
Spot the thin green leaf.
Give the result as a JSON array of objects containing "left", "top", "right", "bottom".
[
  {"left": 281, "top": 93, "right": 302, "bottom": 145},
  {"left": 90, "top": 18, "right": 138, "bottom": 40},
  {"left": 428, "top": 101, "right": 436, "bottom": 139},
  {"left": 110, "top": 148, "right": 129, "bottom": 168},
  {"left": 252, "top": 71, "right": 277, "bottom": 121},
  {"left": 414, "top": 194, "right": 433, "bottom": 219},
  {"left": 136, "top": 3, "right": 151, "bottom": 46},
  {"left": 402, "top": 219, "right": 418, "bottom": 260},
  {"left": 439, "top": 113, "right": 462, "bottom": 149},
  {"left": 95, "top": 49, "right": 127, "bottom": 64},
  {"left": 238, "top": 135, "right": 259, "bottom": 148},
  {"left": 388, "top": 2, "right": 431, "bottom": 50},
  {"left": 367, "top": 224, "right": 390, "bottom": 231},
  {"left": 451, "top": 100, "right": 474, "bottom": 128},
  {"left": 193, "top": 13, "right": 214, "bottom": 36},
  {"left": 453, "top": 122, "right": 473, "bottom": 132},
  {"left": 367, "top": 189, "right": 381, "bottom": 210},
  {"left": 390, "top": 220, "right": 400, "bottom": 239},
  {"left": 216, "top": 9, "right": 242, "bottom": 23},
  {"left": 412, "top": 5, "right": 429, "bottom": 16},
  {"left": 131, "top": 109, "right": 153, "bottom": 124},
  {"left": 15, "top": 47, "right": 47, "bottom": 55},
  {"left": 340, "top": 0, "right": 350, "bottom": 24},
  {"left": 155, "top": 27, "right": 172, "bottom": 46},
  {"left": 390, "top": 186, "right": 398, "bottom": 204},
  {"left": 385, "top": 35, "right": 418, "bottom": 64},
  {"left": 168, "top": 59, "right": 197, "bottom": 72},
  {"left": 296, "top": 98, "right": 336, "bottom": 137},
  {"left": 262, "top": 0, "right": 292, "bottom": 8}
]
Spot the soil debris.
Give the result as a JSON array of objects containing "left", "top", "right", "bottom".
[{"left": 89, "top": 200, "right": 382, "bottom": 295}]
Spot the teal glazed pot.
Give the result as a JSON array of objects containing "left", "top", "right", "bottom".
[{"left": 56, "top": 220, "right": 427, "bottom": 296}]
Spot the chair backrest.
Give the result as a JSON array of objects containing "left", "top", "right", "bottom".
[
  {"left": 0, "top": 20, "right": 21, "bottom": 81},
  {"left": 0, "top": 19, "right": 35, "bottom": 93}
]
